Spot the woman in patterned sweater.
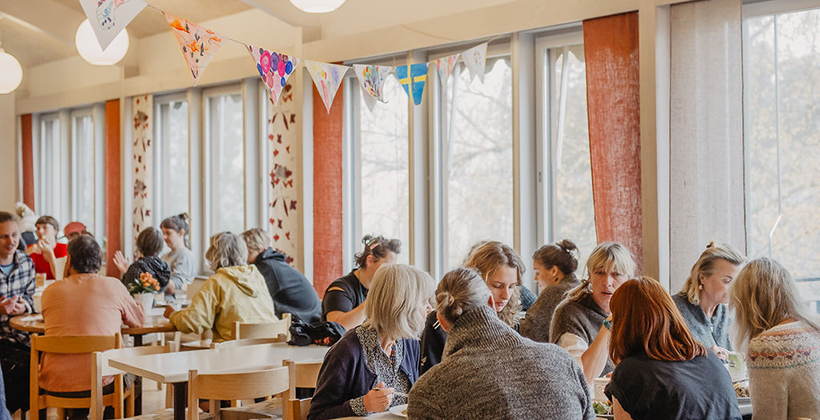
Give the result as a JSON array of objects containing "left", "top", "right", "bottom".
[{"left": 730, "top": 257, "right": 820, "bottom": 420}]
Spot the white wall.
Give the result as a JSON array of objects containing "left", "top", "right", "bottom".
[{"left": 0, "top": 92, "right": 18, "bottom": 213}]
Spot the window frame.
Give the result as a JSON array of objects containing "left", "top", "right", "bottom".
[{"left": 153, "top": 91, "right": 190, "bottom": 223}]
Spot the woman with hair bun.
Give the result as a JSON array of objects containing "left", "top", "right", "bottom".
[
  {"left": 161, "top": 213, "right": 197, "bottom": 292},
  {"left": 408, "top": 268, "right": 593, "bottom": 420},
  {"left": 521, "top": 239, "right": 581, "bottom": 342}
]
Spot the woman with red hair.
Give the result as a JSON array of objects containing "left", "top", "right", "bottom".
[{"left": 605, "top": 277, "right": 740, "bottom": 420}]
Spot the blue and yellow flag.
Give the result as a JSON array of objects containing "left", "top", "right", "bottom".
[{"left": 396, "top": 63, "right": 428, "bottom": 106}]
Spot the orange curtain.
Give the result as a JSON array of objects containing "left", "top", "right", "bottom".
[
  {"left": 105, "top": 99, "right": 121, "bottom": 278},
  {"left": 583, "top": 12, "right": 644, "bottom": 271},
  {"left": 21, "top": 114, "right": 35, "bottom": 211},
  {"left": 312, "top": 87, "right": 344, "bottom": 298}
]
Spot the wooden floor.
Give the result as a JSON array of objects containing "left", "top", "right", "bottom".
[{"left": 15, "top": 379, "right": 167, "bottom": 420}]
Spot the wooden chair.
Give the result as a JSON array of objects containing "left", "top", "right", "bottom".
[
  {"left": 90, "top": 344, "right": 173, "bottom": 420},
  {"left": 187, "top": 366, "right": 290, "bottom": 420},
  {"left": 29, "top": 333, "right": 129, "bottom": 419},
  {"left": 209, "top": 337, "right": 284, "bottom": 349},
  {"left": 287, "top": 399, "right": 311, "bottom": 420},
  {"left": 232, "top": 313, "right": 291, "bottom": 342},
  {"left": 219, "top": 359, "right": 322, "bottom": 420}
]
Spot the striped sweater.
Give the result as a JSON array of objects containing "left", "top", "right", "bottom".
[{"left": 746, "top": 320, "right": 820, "bottom": 420}]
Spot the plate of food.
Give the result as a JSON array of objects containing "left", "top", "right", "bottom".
[
  {"left": 593, "top": 400, "right": 613, "bottom": 419},
  {"left": 389, "top": 403, "right": 408, "bottom": 417}
]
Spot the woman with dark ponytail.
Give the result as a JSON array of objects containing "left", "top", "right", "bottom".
[
  {"left": 161, "top": 213, "right": 196, "bottom": 291},
  {"left": 520, "top": 239, "right": 581, "bottom": 342},
  {"left": 408, "top": 268, "right": 592, "bottom": 420}
]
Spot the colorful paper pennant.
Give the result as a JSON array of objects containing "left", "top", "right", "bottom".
[
  {"left": 353, "top": 64, "right": 392, "bottom": 112},
  {"left": 435, "top": 54, "right": 459, "bottom": 87},
  {"left": 248, "top": 45, "right": 300, "bottom": 105},
  {"left": 79, "top": 0, "right": 146, "bottom": 50},
  {"left": 462, "top": 42, "right": 488, "bottom": 83},
  {"left": 396, "top": 64, "right": 428, "bottom": 106},
  {"left": 304, "top": 60, "right": 349, "bottom": 114},
  {"left": 164, "top": 13, "right": 224, "bottom": 86}
]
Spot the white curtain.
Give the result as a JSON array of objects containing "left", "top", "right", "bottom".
[{"left": 669, "top": 0, "right": 745, "bottom": 292}]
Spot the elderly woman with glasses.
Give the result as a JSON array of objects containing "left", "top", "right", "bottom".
[
  {"left": 308, "top": 264, "right": 435, "bottom": 420},
  {"left": 163, "top": 231, "right": 277, "bottom": 342}
]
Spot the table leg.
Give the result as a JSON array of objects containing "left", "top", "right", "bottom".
[
  {"left": 133, "top": 334, "right": 144, "bottom": 415},
  {"left": 173, "top": 382, "right": 188, "bottom": 420}
]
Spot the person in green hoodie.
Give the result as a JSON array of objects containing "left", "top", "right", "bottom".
[{"left": 163, "top": 231, "right": 277, "bottom": 342}]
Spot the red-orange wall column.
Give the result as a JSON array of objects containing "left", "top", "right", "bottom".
[
  {"left": 312, "top": 87, "right": 344, "bottom": 298},
  {"left": 20, "top": 114, "right": 35, "bottom": 211},
  {"left": 583, "top": 12, "right": 644, "bottom": 272},
  {"left": 105, "top": 99, "right": 121, "bottom": 278}
]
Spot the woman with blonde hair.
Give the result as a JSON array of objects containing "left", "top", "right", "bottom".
[
  {"left": 419, "top": 241, "right": 525, "bottom": 374},
  {"left": 730, "top": 258, "right": 820, "bottom": 420},
  {"left": 409, "top": 267, "right": 592, "bottom": 420},
  {"left": 309, "top": 264, "right": 435, "bottom": 420},
  {"left": 606, "top": 277, "right": 740, "bottom": 420},
  {"left": 550, "top": 242, "right": 636, "bottom": 383},
  {"left": 673, "top": 241, "right": 744, "bottom": 359}
]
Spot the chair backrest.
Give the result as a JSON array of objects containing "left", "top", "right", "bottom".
[
  {"left": 90, "top": 343, "right": 172, "bottom": 420},
  {"left": 30, "top": 333, "right": 122, "bottom": 416},
  {"left": 232, "top": 313, "right": 291, "bottom": 341},
  {"left": 210, "top": 337, "right": 284, "bottom": 349},
  {"left": 283, "top": 359, "right": 322, "bottom": 399},
  {"left": 287, "top": 398, "right": 311, "bottom": 420},
  {"left": 187, "top": 366, "right": 290, "bottom": 420}
]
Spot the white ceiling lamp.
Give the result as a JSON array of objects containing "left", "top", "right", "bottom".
[
  {"left": 75, "top": 19, "right": 129, "bottom": 65},
  {"left": 289, "top": 0, "right": 346, "bottom": 13},
  {"left": 0, "top": 19, "right": 23, "bottom": 94}
]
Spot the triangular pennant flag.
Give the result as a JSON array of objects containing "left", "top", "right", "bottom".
[
  {"left": 396, "top": 63, "right": 428, "bottom": 106},
  {"left": 353, "top": 64, "right": 392, "bottom": 112},
  {"left": 435, "top": 54, "right": 459, "bottom": 87},
  {"left": 304, "top": 60, "right": 349, "bottom": 114},
  {"left": 164, "top": 13, "right": 224, "bottom": 86},
  {"left": 462, "top": 42, "right": 488, "bottom": 83},
  {"left": 79, "top": 0, "right": 146, "bottom": 50},
  {"left": 248, "top": 45, "right": 300, "bottom": 105}
]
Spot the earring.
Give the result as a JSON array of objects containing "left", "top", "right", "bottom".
[{"left": 698, "top": 283, "right": 703, "bottom": 290}]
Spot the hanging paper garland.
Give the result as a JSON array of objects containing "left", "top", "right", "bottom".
[
  {"left": 462, "top": 42, "right": 488, "bottom": 82},
  {"left": 435, "top": 53, "right": 459, "bottom": 87},
  {"left": 248, "top": 45, "right": 300, "bottom": 105},
  {"left": 304, "top": 60, "right": 348, "bottom": 114},
  {"left": 164, "top": 12, "right": 224, "bottom": 86},
  {"left": 353, "top": 64, "right": 392, "bottom": 111},
  {"left": 396, "top": 63, "right": 428, "bottom": 106},
  {"left": 78, "top": 0, "right": 146, "bottom": 50}
]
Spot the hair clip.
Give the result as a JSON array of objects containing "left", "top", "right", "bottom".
[{"left": 369, "top": 241, "right": 379, "bottom": 251}]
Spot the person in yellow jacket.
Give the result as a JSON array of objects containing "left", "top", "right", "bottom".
[{"left": 163, "top": 231, "right": 277, "bottom": 342}]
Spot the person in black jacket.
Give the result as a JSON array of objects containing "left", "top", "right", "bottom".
[{"left": 242, "top": 228, "right": 322, "bottom": 323}]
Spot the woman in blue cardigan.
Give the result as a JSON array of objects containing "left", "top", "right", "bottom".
[{"left": 308, "top": 264, "right": 435, "bottom": 420}]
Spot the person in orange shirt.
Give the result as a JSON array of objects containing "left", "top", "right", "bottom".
[
  {"left": 25, "top": 216, "right": 67, "bottom": 279},
  {"left": 40, "top": 235, "right": 143, "bottom": 417}
]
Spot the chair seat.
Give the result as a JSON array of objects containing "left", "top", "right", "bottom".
[
  {"left": 220, "top": 398, "right": 283, "bottom": 420},
  {"left": 125, "top": 408, "right": 212, "bottom": 420}
]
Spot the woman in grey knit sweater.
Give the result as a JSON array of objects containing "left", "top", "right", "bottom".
[
  {"left": 520, "top": 239, "right": 581, "bottom": 342},
  {"left": 408, "top": 268, "right": 593, "bottom": 420}
]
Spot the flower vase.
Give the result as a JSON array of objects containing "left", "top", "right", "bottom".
[{"left": 135, "top": 293, "right": 155, "bottom": 317}]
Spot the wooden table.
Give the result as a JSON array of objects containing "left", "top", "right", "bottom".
[
  {"left": 109, "top": 342, "right": 329, "bottom": 420},
  {"left": 10, "top": 309, "right": 176, "bottom": 414}
]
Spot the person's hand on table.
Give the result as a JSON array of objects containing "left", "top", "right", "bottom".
[
  {"left": 163, "top": 305, "right": 175, "bottom": 319},
  {"left": 113, "top": 251, "right": 131, "bottom": 275},
  {"left": 711, "top": 345, "right": 729, "bottom": 361},
  {"left": 0, "top": 296, "right": 26, "bottom": 316},
  {"left": 363, "top": 382, "right": 394, "bottom": 413}
]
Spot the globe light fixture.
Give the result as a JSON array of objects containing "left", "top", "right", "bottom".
[
  {"left": 0, "top": 47, "right": 23, "bottom": 94},
  {"left": 75, "top": 19, "right": 129, "bottom": 65},
  {"left": 288, "top": 0, "right": 346, "bottom": 13}
]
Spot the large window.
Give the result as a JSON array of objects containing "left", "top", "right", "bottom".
[
  {"left": 35, "top": 114, "right": 61, "bottom": 221},
  {"left": 443, "top": 58, "right": 514, "bottom": 270},
  {"left": 205, "top": 89, "right": 245, "bottom": 235},
  {"left": 540, "top": 40, "right": 597, "bottom": 276},
  {"left": 71, "top": 109, "right": 97, "bottom": 232},
  {"left": 154, "top": 95, "right": 190, "bottom": 220},
  {"left": 356, "top": 75, "right": 410, "bottom": 263},
  {"left": 744, "top": 7, "right": 820, "bottom": 307}
]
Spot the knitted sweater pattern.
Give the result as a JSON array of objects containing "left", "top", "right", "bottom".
[
  {"left": 550, "top": 293, "right": 614, "bottom": 376},
  {"left": 521, "top": 274, "right": 580, "bottom": 342}
]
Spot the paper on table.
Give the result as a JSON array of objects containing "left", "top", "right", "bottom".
[{"left": 18, "top": 314, "right": 43, "bottom": 322}]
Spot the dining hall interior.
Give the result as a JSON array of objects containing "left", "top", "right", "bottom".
[{"left": 0, "top": 0, "right": 819, "bottom": 419}]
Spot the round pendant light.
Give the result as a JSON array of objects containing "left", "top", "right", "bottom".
[
  {"left": 0, "top": 48, "right": 23, "bottom": 94},
  {"left": 75, "top": 19, "right": 129, "bottom": 66},
  {"left": 288, "top": 0, "right": 346, "bottom": 13}
]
